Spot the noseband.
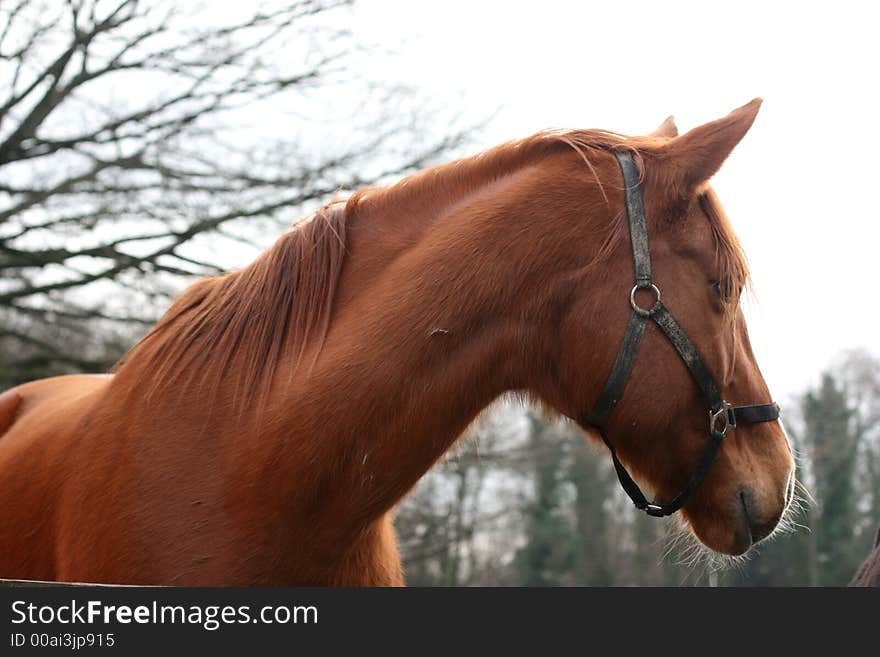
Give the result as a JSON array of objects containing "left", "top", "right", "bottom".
[{"left": 579, "top": 151, "right": 780, "bottom": 518}]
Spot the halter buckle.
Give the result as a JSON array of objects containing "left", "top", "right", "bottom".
[
  {"left": 709, "top": 402, "right": 736, "bottom": 440},
  {"left": 629, "top": 282, "right": 662, "bottom": 317},
  {"left": 644, "top": 503, "right": 666, "bottom": 517}
]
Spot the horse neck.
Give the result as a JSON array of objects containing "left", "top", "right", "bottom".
[{"left": 269, "top": 154, "right": 606, "bottom": 535}]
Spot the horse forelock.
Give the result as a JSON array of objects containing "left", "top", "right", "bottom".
[{"left": 697, "top": 187, "right": 751, "bottom": 326}]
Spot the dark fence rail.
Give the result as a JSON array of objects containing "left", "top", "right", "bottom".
[{"left": 1, "top": 579, "right": 130, "bottom": 587}]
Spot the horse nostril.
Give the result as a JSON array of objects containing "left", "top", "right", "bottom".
[{"left": 739, "top": 487, "right": 781, "bottom": 544}]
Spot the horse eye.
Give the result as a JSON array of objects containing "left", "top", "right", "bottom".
[{"left": 709, "top": 280, "right": 724, "bottom": 299}]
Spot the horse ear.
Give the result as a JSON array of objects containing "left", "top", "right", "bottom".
[
  {"left": 648, "top": 115, "right": 678, "bottom": 138},
  {"left": 658, "top": 98, "right": 762, "bottom": 194}
]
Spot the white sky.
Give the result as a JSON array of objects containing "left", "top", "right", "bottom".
[{"left": 349, "top": 0, "right": 880, "bottom": 402}]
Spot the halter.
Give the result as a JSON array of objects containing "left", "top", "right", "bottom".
[{"left": 579, "top": 151, "right": 780, "bottom": 518}]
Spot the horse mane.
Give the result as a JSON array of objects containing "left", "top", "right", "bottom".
[
  {"left": 116, "top": 201, "right": 348, "bottom": 404},
  {"left": 345, "top": 128, "right": 635, "bottom": 219},
  {"left": 115, "top": 128, "right": 748, "bottom": 405}
]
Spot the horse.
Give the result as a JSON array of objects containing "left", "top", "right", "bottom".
[
  {"left": 0, "top": 99, "right": 795, "bottom": 585},
  {"left": 851, "top": 528, "right": 880, "bottom": 587}
]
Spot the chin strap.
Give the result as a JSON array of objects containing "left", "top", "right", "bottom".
[{"left": 579, "top": 150, "right": 780, "bottom": 518}]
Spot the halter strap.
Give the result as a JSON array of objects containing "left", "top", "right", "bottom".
[
  {"left": 579, "top": 150, "right": 780, "bottom": 518},
  {"left": 617, "top": 152, "right": 652, "bottom": 285}
]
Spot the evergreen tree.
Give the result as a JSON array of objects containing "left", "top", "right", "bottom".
[
  {"left": 568, "top": 432, "right": 620, "bottom": 585},
  {"left": 802, "top": 373, "right": 861, "bottom": 585},
  {"left": 511, "top": 414, "right": 578, "bottom": 586}
]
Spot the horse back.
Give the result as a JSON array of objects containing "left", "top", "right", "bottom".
[
  {"left": 0, "top": 388, "right": 22, "bottom": 436},
  {"left": 0, "top": 374, "right": 112, "bottom": 440},
  {"left": 0, "top": 374, "right": 112, "bottom": 580}
]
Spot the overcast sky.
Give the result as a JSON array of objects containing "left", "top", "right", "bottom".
[{"left": 347, "top": 0, "right": 879, "bottom": 403}]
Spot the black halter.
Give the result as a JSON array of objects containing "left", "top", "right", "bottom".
[{"left": 579, "top": 151, "right": 780, "bottom": 518}]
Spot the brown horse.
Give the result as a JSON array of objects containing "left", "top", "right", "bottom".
[
  {"left": 851, "top": 529, "right": 880, "bottom": 587},
  {"left": 0, "top": 100, "right": 795, "bottom": 585}
]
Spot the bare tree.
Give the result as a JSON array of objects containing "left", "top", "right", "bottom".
[{"left": 0, "top": 0, "right": 465, "bottom": 382}]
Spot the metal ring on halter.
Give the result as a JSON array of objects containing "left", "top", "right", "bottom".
[
  {"left": 709, "top": 402, "right": 736, "bottom": 440},
  {"left": 629, "top": 283, "right": 661, "bottom": 317}
]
